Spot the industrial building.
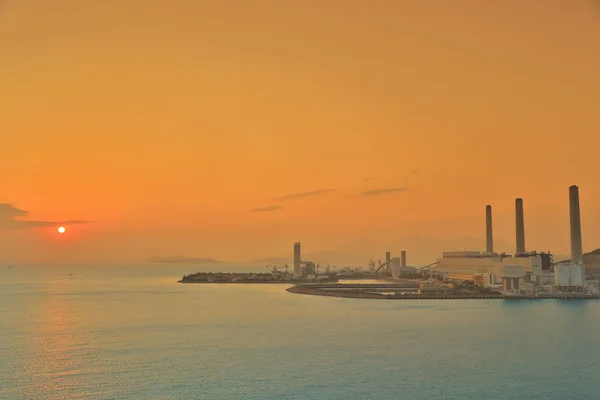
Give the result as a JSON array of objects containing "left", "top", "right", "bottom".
[
  {"left": 371, "top": 250, "right": 415, "bottom": 277},
  {"left": 291, "top": 242, "right": 327, "bottom": 281},
  {"left": 431, "top": 185, "right": 587, "bottom": 294}
]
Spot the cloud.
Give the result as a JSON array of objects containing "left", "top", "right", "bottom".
[
  {"left": 143, "top": 256, "right": 221, "bottom": 264},
  {"left": 250, "top": 205, "right": 283, "bottom": 213},
  {"left": 364, "top": 177, "right": 376, "bottom": 182},
  {"left": 359, "top": 187, "right": 410, "bottom": 197},
  {"left": 0, "top": 203, "right": 91, "bottom": 230},
  {"left": 273, "top": 189, "right": 333, "bottom": 201}
]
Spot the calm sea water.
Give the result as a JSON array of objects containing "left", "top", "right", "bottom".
[{"left": 1, "top": 264, "right": 600, "bottom": 399}]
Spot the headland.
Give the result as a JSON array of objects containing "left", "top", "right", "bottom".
[{"left": 178, "top": 185, "right": 600, "bottom": 300}]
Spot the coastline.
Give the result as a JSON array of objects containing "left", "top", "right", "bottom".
[
  {"left": 286, "top": 284, "right": 600, "bottom": 300},
  {"left": 178, "top": 280, "right": 297, "bottom": 284}
]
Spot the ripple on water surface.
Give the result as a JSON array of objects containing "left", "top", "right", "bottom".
[{"left": 1, "top": 265, "right": 600, "bottom": 399}]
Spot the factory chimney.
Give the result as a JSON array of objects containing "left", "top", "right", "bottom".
[
  {"left": 385, "top": 251, "right": 391, "bottom": 273},
  {"left": 293, "top": 242, "right": 302, "bottom": 277},
  {"left": 569, "top": 185, "right": 583, "bottom": 265},
  {"left": 485, "top": 205, "right": 494, "bottom": 254},
  {"left": 515, "top": 198, "right": 526, "bottom": 255}
]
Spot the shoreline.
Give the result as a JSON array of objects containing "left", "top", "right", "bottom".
[
  {"left": 286, "top": 284, "right": 600, "bottom": 300},
  {"left": 178, "top": 280, "right": 298, "bottom": 284}
]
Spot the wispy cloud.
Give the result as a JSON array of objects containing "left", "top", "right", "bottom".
[
  {"left": 364, "top": 177, "right": 376, "bottom": 182},
  {"left": 359, "top": 187, "right": 410, "bottom": 197},
  {"left": 250, "top": 205, "right": 283, "bottom": 213},
  {"left": 273, "top": 189, "right": 333, "bottom": 201},
  {"left": 0, "top": 203, "right": 91, "bottom": 229}
]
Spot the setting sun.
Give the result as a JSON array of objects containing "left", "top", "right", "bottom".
[{"left": 58, "top": 226, "right": 66, "bottom": 234}]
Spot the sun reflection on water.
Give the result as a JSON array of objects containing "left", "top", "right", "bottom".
[{"left": 29, "top": 282, "right": 90, "bottom": 399}]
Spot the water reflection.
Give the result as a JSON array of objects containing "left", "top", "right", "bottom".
[{"left": 29, "top": 282, "right": 88, "bottom": 399}]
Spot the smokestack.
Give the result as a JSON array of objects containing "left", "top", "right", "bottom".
[
  {"left": 485, "top": 205, "right": 494, "bottom": 254},
  {"left": 569, "top": 185, "right": 583, "bottom": 265},
  {"left": 401, "top": 250, "right": 407, "bottom": 267},
  {"left": 515, "top": 198, "right": 526, "bottom": 255},
  {"left": 385, "top": 251, "right": 391, "bottom": 271},
  {"left": 293, "top": 242, "right": 302, "bottom": 276}
]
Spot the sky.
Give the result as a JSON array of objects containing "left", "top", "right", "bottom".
[{"left": 1, "top": 0, "right": 600, "bottom": 265}]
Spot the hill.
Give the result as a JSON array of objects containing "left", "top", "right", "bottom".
[
  {"left": 143, "top": 256, "right": 221, "bottom": 264},
  {"left": 555, "top": 249, "right": 600, "bottom": 277}
]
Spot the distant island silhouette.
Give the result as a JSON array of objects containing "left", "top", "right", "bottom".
[
  {"left": 248, "top": 257, "right": 290, "bottom": 264},
  {"left": 143, "top": 256, "right": 221, "bottom": 264}
]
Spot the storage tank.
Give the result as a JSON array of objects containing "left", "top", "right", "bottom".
[
  {"left": 554, "top": 264, "right": 584, "bottom": 287},
  {"left": 392, "top": 258, "right": 400, "bottom": 277},
  {"left": 493, "top": 263, "right": 525, "bottom": 293}
]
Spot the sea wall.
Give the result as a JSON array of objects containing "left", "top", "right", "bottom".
[{"left": 286, "top": 285, "right": 600, "bottom": 300}]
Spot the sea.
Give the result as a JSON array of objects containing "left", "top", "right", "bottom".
[{"left": 1, "top": 263, "right": 600, "bottom": 400}]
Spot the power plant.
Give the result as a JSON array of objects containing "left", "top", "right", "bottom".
[
  {"left": 181, "top": 185, "right": 598, "bottom": 299},
  {"left": 430, "top": 185, "right": 589, "bottom": 295},
  {"left": 288, "top": 185, "right": 592, "bottom": 295}
]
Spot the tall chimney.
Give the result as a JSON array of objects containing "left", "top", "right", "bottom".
[
  {"left": 385, "top": 252, "right": 391, "bottom": 272},
  {"left": 569, "top": 185, "right": 583, "bottom": 265},
  {"left": 515, "top": 198, "right": 526, "bottom": 255},
  {"left": 401, "top": 250, "right": 407, "bottom": 267},
  {"left": 485, "top": 205, "right": 494, "bottom": 254},
  {"left": 293, "top": 242, "right": 302, "bottom": 276}
]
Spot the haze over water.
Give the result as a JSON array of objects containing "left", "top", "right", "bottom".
[
  {"left": 2, "top": 264, "right": 599, "bottom": 399},
  {"left": 2, "top": 1, "right": 600, "bottom": 265}
]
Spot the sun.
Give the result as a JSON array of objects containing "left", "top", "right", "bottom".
[{"left": 58, "top": 226, "right": 66, "bottom": 234}]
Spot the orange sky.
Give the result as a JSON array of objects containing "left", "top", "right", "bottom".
[{"left": 1, "top": 0, "right": 600, "bottom": 265}]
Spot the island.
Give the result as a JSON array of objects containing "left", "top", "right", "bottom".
[
  {"left": 144, "top": 256, "right": 221, "bottom": 264},
  {"left": 178, "top": 271, "right": 338, "bottom": 284}
]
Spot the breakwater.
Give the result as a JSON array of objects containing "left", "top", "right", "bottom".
[{"left": 286, "top": 284, "right": 600, "bottom": 300}]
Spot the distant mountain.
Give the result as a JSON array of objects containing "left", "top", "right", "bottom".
[
  {"left": 302, "top": 251, "right": 364, "bottom": 267},
  {"left": 249, "top": 235, "right": 562, "bottom": 269},
  {"left": 143, "top": 256, "right": 221, "bottom": 264},
  {"left": 555, "top": 249, "right": 600, "bottom": 276},
  {"left": 248, "top": 257, "right": 290, "bottom": 265},
  {"left": 336, "top": 235, "right": 518, "bottom": 266}
]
